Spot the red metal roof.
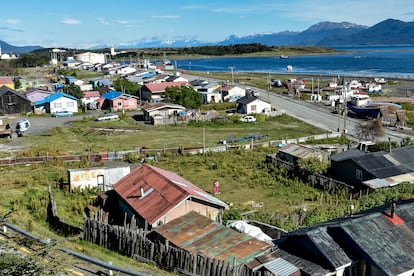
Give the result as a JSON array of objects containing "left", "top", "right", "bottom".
[
  {"left": 153, "top": 211, "right": 272, "bottom": 265},
  {"left": 0, "top": 77, "right": 13, "bottom": 84},
  {"left": 113, "top": 164, "right": 228, "bottom": 225},
  {"left": 142, "top": 81, "right": 187, "bottom": 93},
  {"left": 83, "top": 91, "right": 100, "bottom": 98}
]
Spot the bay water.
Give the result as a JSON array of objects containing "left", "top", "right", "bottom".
[{"left": 174, "top": 45, "right": 414, "bottom": 79}]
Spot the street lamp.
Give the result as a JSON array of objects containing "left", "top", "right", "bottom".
[{"left": 228, "top": 66, "right": 235, "bottom": 84}]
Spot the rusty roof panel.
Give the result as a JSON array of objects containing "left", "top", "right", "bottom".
[
  {"left": 113, "top": 164, "right": 228, "bottom": 225},
  {"left": 279, "top": 144, "right": 316, "bottom": 159},
  {"left": 154, "top": 211, "right": 272, "bottom": 265}
]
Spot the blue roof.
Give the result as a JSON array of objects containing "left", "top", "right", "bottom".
[
  {"left": 101, "top": 91, "right": 121, "bottom": 100},
  {"left": 34, "top": 92, "right": 78, "bottom": 106}
]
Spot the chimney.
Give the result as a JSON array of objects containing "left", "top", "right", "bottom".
[
  {"left": 391, "top": 198, "right": 397, "bottom": 218},
  {"left": 140, "top": 187, "right": 144, "bottom": 198}
]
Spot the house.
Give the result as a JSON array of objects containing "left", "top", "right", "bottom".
[
  {"left": 277, "top": 143, "right": 329, "bottom": 166},
  {"left": 81, "top": 91, "right": 101, "bottom": 108},
  {"left": 141, "top": 102, "right": 186, "bottom": 121},
  {"left": 112, "top": 163, "right": 229, "bottom": 229},
  {"left": 148, "top": 211, "right": 272, "bottom": 265},
  {"left": 140, "top": 81, "right": 187, "bottom": 102},
  {"left": 236, "top": 96, "right": 271, "bottom": 114},
  {"left": 0, "top": 86, "right": 31, "bottom": 114},
  {"left": 67, "top": 166, "right": 130, "bottom": 192},
  {"left": 220, "top": 85, "right": 246, "bottom": 101},
  {"left": 97, "top": 91, "right": 139, "bottom": 111},
  {"left": 25, "top": 89, "right": 53, "bottom": 104},
  {"left": 89, "top": 77, "right": 113, "bottom": 88},
  {"left": 196, "top": 82, "right": 223, "bottom": 103},
  {"left": 0, "top": 77, "right": 15, "bottom": 90},
  {"left": 252, "top": 199, "right": 414, "bottom": 276},
  {"left": 330, "top": 145, "right": 414, "bottom": 189},
  {"left": 165, "top": 74, "right": 189, "bottom": 83},
  {"left": 75, "top": 52, "right": 106, "bottom": 64},
  {"left": 33, "top": 92, "right": 78, "bottom": 114}
]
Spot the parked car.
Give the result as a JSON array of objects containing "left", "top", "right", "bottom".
[
  {"left": 240, "top": 115, "right": 257, "bottom": 123},
  {"left": 52, "top": 110, "right": 73, "bottom": 117},
  {"left": 96, "top": 114, "right": 120, "bottom": 121},
  {"left": 15, "top": 119, "right": 31, "bottom": 137}
]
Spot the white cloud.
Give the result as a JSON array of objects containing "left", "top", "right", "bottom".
[
  {"left": 116, "top": 20, "right": 132, "bottom": 24},
  {"left": 97, "top": 17, "right": 110, "bottom": 25},
  {"left": 5, "top": 19, "right": 21, "bottom": 25},
  {"left": 62, "top": 18, "right": 81, "bottom": 25},
  {"left": 151, "top": 15, "right": 181, "bottom": 19}
]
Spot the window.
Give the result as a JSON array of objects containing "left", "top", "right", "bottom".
[
  {"left": 7, "top": 95, "right": 16, "bottom": 104},
  {"left": 54, "top": 102, "right": 62, "bottom": 108},
  {"left": 356, "top": 169, "right": 363, "bottom": 180},
  {"left": 250, "top": 105, "right": 257, "bottom": 111},
  {"left": 66, "top": 102, "right": 74, "bottom": 107},
  {"left": 117, "top": 101, "right": 122, "bottom": 106}
]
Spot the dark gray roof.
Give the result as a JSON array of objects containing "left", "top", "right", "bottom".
[
  {"left": 356, "top": 153, "right": 408, "bottom": 178},
  {"left": 0, "top": 85, "right": 30, "bottom": 101},
  {"left": 388, "top": 145, "right": 414, "bottom": 171},
  {"left": 279, "top": 199, "right": 414, "bottom": 275},
  {"left": 329, "top": 148, "right": 366, "bottom": 162},
  {"left": 249, "top": 248, "right": 331, "bottom": 276},
  {"left": 331, "top": 145, "right": 414, "bottom": 178},
  {"left": 236, "top": 95, "right": 259, "bottom": 105}
]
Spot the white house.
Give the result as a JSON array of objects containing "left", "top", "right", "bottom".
[
  {"left": 33, "top": 92, "right": 78, "bottom": 114},
  {"left": 67, "top": 166, "right": 130, "bottom": 192},
  {"left": 221, "top": 85, "right": 246, "bottom": 101},
  {"left": 75, "top": 52, "right": 106, "bottom": 64},
  {"left": 236, "top": 96, "right": 271, "bottom": 115}
]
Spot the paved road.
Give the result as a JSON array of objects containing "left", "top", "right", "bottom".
[{"left": 182, "top": 73, "right": 412, "bottom": 143}]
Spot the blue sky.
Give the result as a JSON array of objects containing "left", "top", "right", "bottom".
[{"left": 0, "top": 0, "right": 413, "bottom": 49}]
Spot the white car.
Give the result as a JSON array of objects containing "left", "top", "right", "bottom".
[
  {"left": 239, "top": 115, "right": 257, "bottom": 122},
  {"left": 96, "top": 114, "right": 120, "bottom": 121}
]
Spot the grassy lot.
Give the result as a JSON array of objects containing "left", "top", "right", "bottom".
[{"left": 8, "top": 113, "right": 324, "bottom": 156}]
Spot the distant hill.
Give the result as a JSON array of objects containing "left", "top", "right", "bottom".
[
  {"left": 220, "top": 19, "right": 414, "bottom": 47},
  {"left": 318, "top": 19, "right": 414, "bottom": 45},
  {"left": 0, "top": 40, "right": 43, "bottom": 54},
  {"left": 2, "top": 19, "right": 414, "bottom": 52}
]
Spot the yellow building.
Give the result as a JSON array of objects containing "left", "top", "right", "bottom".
[{"left": 0, "top": 77, "right": 15, "bottom": 90}]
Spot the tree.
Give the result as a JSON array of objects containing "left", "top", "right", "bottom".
[
  {"left": 164, "top": 86, "right": 203, "bottom": 109},
  {"left": 113, "top": 78, "right": 140, "bottom": 96},
  {"left": 354, "top": 119, "right": 385, "bottom": 141},
  {"left": 298, "top": 156, "right": 328, "bottom": 174},
  {"left": 63, "top": 83, "right": 83, "bottom": 99}
]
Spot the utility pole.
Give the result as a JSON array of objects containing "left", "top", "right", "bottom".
[
  {"left": 343, "top": 78, "right": 348, "bottom": 133},
  {"left": 228, "top": 66, "right": 235, "bottom": 84}
]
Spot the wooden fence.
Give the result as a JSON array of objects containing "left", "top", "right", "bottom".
[
  {"left": 0, "top": 133, "right": 342, "bottom": 166},
  {"left": 83, "top": 216, "right": 273, "bottom": 276},
  {"left": 265, "top": 154, "right": 354, "bottom": 192}
]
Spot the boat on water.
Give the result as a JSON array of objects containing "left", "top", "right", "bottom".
[
  {"left": 346, "top": 94, "right": 382, "bottom": 118},
  {"left": 279, "top": 55, "right": 289, "bottom": 59}
]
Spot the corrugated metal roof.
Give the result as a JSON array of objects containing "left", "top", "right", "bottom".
[
  {"left": 279, "top": 143, "right": 318, "bottom": 159},
  {"left": 340, "top": 203, "right": 414, "bottom": 275},
  {"left": 113, "top": 164, "right": 228, "bottom": 225},
  {"left": 363, "top": 172, "right": 414, "bottom": 189},
  {"left": 280, "top": 200, "right": 414, "bottom": 275},
  {"left": 153, "top": 211, "right": 271, "bottom": 265},
  {"left": 142, "top": 81, "right": 187, "bottom": 92},
  {"left": 263, "top": 258, "right": 298, "bottom": 276},
  {"left": 34, "top": 92, "right": 77, "bottom": 105}
]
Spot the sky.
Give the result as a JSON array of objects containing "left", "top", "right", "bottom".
[{"left": 0, "top": 0, "right": 413, "bottom": 49}]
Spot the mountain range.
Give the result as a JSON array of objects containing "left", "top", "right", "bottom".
[{"left": 1, "top": 18, "right": 414, "bottom": 53}]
